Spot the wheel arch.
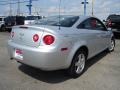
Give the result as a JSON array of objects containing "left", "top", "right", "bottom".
[{"left": 66, "top": 44, "right": 89, "bottom": 69}]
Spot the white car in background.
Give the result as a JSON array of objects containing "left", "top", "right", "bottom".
[{"left": 24, "top": 16, "right": 42, "bottom": 25}]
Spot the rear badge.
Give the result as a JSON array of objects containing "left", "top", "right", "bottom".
[{"left": 19, "top": 33, "right": 24, "bottom": 41}]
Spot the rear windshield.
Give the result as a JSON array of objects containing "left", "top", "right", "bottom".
[{"left": 34, "top": 15, "right": 79, "bottom": 27}]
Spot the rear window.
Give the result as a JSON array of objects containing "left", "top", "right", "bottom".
[{"left": 34, "top": 15, "right": 79, "bottom": 27}]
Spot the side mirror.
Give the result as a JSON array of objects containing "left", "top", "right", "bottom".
[{"left": 103, "top": 20, "right": 106, "bottom": 22}]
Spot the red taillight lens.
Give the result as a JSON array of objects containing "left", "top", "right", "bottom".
[
  {"left": 107, "top": 20, "right": 112, "bottom": 27},
  {"left": 11, "top": 32, "right": 14, "bottom": 38},
  {"left": 43, "top": 35, "right": 55, "bottom": 45},
  {"left": 33, "top": 34, "right": 39, "bottom": 42},
  {"left": 16, "top": 49, "right": 23, "bottom": 55}
]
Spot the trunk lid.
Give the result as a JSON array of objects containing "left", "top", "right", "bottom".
[{"left": 11, "top": 25, "right": 44, "bottom": 47}]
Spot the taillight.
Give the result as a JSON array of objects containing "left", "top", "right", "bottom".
[
  {"left": 107, "top": 20, "right": 112, "bottom": 27},
  {"left": 43, "top": 35, "right": 55, "bottom": 45},
  {"left": 11, "top": 32, "right": 14, "bottom": 38},
  {"left": 33, "top": 34, "right": 39, "bottom": 42}
]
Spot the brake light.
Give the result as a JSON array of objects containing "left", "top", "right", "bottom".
[
  {"left": 11, "top": 32, "right": 14, "bottom": 38},
  {"left": 43, "top": 35, "right": 55, "bottom": 45},
  {"left": 16, "top": 49, "right": 23, "bottom": 55},
  {"left": 33, "top": 34, "right": 39, "bottom": 42},
  {"left": 107, "top": 20, "right": 112, "bottom": 27}
]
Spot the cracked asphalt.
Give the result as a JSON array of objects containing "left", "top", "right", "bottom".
[{"left": 0, "top": 32, "right": 120, "bottom": 90}]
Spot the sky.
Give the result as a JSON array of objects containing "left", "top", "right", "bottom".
[{"left": 0, "top": 0, "right": 120, "bottom": 20}]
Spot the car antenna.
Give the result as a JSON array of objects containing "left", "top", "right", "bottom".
[{"left": 58, "top": 0, "right": 61, "bottom": 30}]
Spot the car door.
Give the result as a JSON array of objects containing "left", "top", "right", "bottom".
[
  {"left": 77, "top": 17, "right": 109, "bottom": 58},
  {"left": 90, "top": 18, "right": 110, "bottom": 51},
  {"left": 77, "top": 18, "right": 101, "bottom": 57}
]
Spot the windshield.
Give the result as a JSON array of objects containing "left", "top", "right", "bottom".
[
  {"left": 0, "top": 18, "right": 2, "bottom": 21},
  {"left": 34, "top": 15, "right": 79, "bottom": 27},
  {"left": 4, "top": 16, "right": 16, "bottom": 23}
]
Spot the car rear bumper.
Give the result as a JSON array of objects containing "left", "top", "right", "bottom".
[{"left": 7, "top": 40, "right": 69, "bottom": 71}]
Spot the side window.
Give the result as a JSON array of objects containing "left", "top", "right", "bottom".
[
  {"left": 91, "top": 18, "right": 107, "bottom": 31},
  {"left": 77, "top": 18, "right": 107, "bottom": 31},
  {"left": 77, "top": 18, "right": 92, "bottom": 29}
]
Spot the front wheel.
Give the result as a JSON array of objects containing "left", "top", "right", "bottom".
[
  {"left": 0, "top": 25, "right": 5, "bottom": 32},
  {"left": 108, "top": 38, "right": 115, "bottom": 52},
  {"left": 67, "top": 49, "right": 86, "bottom": 78}
]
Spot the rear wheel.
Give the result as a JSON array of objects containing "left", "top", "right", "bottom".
[{"left": 67, "top": 49, "right": 86, "bottom": 78}]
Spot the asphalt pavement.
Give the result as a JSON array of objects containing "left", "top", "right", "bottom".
[{"left": 0, "top": 32, "right": 120, "bottom": 90}]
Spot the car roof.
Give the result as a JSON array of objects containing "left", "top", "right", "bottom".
[{"left": 107, "top": 14, "right": 120, "bottom": 20}]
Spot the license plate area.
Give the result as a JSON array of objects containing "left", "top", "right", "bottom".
[{"left": 14, "top": 49, "right": 23, "bottom": 60}]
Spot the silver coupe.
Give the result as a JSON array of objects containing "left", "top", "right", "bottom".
[{"left": 8, "top": 15, "right": 115, "bottom": 77}]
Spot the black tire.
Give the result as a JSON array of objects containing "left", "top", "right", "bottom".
[
  {"left": 0, "top": 25, "right": 5, "bottom": 32},
  {"left": 67, "top": 49, "right": 87, "bottom": 78},
  {"left": 108, "top": 38, "right": 115, "bottom": 52},
  {"left": 7, "top": 28, "right": 12, "bottom": 32}
]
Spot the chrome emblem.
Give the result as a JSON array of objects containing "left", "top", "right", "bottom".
[{"left": 19, "top": 33, "right": 24, "bottom": 41}]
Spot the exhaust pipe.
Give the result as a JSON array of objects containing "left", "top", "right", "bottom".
[{"left": 10, "top": 57, "right": 13, "bottom": 60}]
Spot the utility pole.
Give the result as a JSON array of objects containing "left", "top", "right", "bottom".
[
  {"left": 81, "top": 0, "right": 88, "bottom": 16},
  {"left": 9, "top": 0, "right": 12, "bottom": 16},
  {"left": 26, "top": 0, "right": 32, "bottom": 15},
  {"left": 92, "top": 0, "right": 94, "bottom": 16},
  {"left": 26, "top": 0, "right": 38, "bottom": 15},
  {"left": 17, "top": 0, "right": 20, "bottom": 15}
]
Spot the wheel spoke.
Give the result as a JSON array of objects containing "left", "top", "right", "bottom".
[
  {"left": 76, "top": 66, "right": 81, "bottom": 74},
  {"left": 109, "top": 39, "right": 114, "bottom": 51},
  {"left": 75, "top": 53, "right": 85, "bottom": 74}
]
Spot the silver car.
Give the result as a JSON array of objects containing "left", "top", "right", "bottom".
[{"left": 8, "top": 15, "right": 115, "bottom": 77}]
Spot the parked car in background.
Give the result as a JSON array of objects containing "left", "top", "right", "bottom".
[
  {"left": 0, "top": 16, "right": 5, "bottom": 32},
  {"left": 8, "top": 15, "right": 115, "bottom": 78},
  {"left": 24, "top": 15, "right": 42, "bottom": 25},
  {"left": 106, "top": 14, "right": 120, "bottom": 33},
  {"left": 3, "top": 16, "right": 25, "bottom": 32}
]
